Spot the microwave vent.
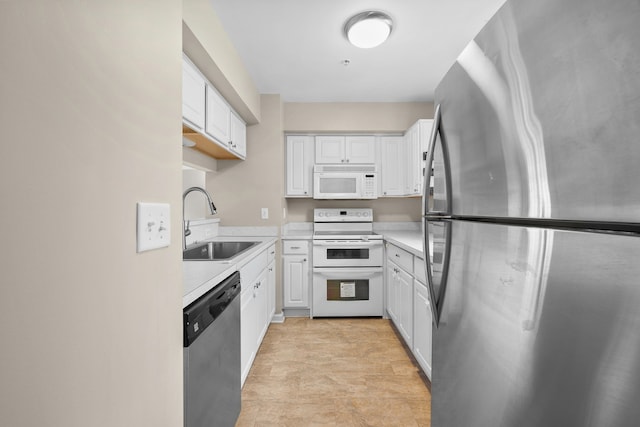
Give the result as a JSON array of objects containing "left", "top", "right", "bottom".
[{"left": 314, "top": 164, "right": 377, "bottom": 173}]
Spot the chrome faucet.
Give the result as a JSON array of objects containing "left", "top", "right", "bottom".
[{"left": 182, "top": 186, "right": 217, "bottom": 250}]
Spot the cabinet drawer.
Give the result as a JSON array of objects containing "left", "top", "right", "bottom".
[
  {"left": 240, "top": 249, "right": 268, "bottom": 289},
  {"left": 283, "top": 240, "right": 308, "bottom": 255},
  {"left": 387, "top": 244, "right": 413, "bottom": 273},
  {"left": 414, "top": 257, "right": 427, "bottom": 284},
  {"left": 267, "top": 244, "right": 276, "bottom": 263}
]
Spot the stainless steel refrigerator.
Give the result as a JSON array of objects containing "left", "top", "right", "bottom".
[{"left": 422, "top": 0, "right": 640, "bottom": 425}]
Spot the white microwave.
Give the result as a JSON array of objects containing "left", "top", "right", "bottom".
[{"left": 313, "top": 164, "right": 378, "bottom": 199}]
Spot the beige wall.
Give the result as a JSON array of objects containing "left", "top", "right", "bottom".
[
  {"left": 0, "top": 2, "right": 183, "bottom": 426},
  {"left": 284, "top": 102, "right": 434, "bottom": 133},
  {"left": 207, "top": 94, "right": 285, "bottom": 227},
  {"left": 286, "top": 198, "right": 422, "bottom": 223},
  {"left": 207, "top": 94, "right": 285, "bottom": 310},
  {"left": 284, "top": 102, "right": 433, "bottom": 222}
]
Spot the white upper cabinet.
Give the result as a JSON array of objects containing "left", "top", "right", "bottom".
[
  {"left": 315, "top": 136, "right": 375, "bottom": 164},
  {"left": 181, "top": 56, "right": 206, "bottom": 131},
  {"left": 286, "top": 135, "right": 314, "bottom": 197},
  {"left": 182, "top": 54, "right": 246, "bottom": 160},
  {"left": 345, "top": 136, "right": 376, "bottom": 163},
  {"left": 229, "top": 112, "right": 247, "bottom": 158},
  {"left": 315, "top": 136, "right": 345, "bottom": 163},
  {"left": 380, "top": 136, "right": 405, "bottom": 196},
  {"left": 205, "top": 84, "right": 231, "bottom": 146},
  {"left": 405, "top": 119, "right": 433, "bottom": 196}
]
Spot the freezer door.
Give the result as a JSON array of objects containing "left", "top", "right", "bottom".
[
  {"left": 433, "top": 220, "right": 640, "bottom": 427},
  {"left": 422, "top": 105, "right": 451, "bottom": 217},
  {"left": 435, "top": 0, "right": 640, "bottom": 222}
]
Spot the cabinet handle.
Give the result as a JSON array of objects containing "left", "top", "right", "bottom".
[
  {"left": 395, "top": 254, "right": 400, "bottom": 258},
  {"left": 303, "top": 258, "right": 307, "bottom": 262},
  {"left": 341, "top": 159, "right": 345, "bottom": 163},
  {"left": 346, "top": 159, "right": 350, "bottom": 163},
  {"left": 291, "top": 246, "right": 301, "bottom": 249}
]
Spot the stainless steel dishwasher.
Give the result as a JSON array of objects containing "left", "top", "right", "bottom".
[{"left": 183, "top": 271, "right": 241, "bottom": 427}]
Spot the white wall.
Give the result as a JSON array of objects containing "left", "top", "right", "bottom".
[{"left": 0, "top": 2, "right": 183, "bottom": 426}]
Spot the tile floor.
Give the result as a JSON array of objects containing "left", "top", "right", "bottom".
[{"left": 236, "top": 317, "right": 431, "bottom": 426}]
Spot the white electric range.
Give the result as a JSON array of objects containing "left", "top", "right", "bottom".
[{"left": 312, "top": 208, "right": 384, "bottom": 317}]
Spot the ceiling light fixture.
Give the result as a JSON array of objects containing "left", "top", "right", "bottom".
[{"left": 344, "top": 11, "right": 393, "bottom": 49}]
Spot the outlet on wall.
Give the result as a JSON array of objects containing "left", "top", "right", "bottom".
[{"left": 261, "top": 207, "right": 269, "bottom": 220}]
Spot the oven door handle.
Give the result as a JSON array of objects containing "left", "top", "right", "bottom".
[
  {"left": 313, "top": 267, "right": 383, "bottom": 278},
  {"left": 312, "top": 240, "right": 382, "bottom": 246}
]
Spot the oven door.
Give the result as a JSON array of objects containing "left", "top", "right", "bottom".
[
  {"left": 312, "top": 267, "right": 383, "bottom": 317},
  {"left": 312, "top": 240, "right": 383, "bottom": 267}
]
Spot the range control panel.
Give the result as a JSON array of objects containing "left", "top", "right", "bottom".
[{"left": 313, "top": 208, "right": 373, "bottom": 222}]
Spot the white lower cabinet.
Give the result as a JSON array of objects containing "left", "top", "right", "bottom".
[
  {"left": 387, "top": 259, "right": 414, "bottom": 349},
  {"left": 385, "top": 242, "right": 432, "bottom": 379},
  {"left": 267, "top": 259, "right": 276, "bottom": 321},
  {"left": 282, "top": 240, "right": 310, "bottom": 309},
  {"left": 240, "top": 283, "right": 258, "bottom": 385},
  {"left": 414, "top": 278, "right": 433, "bottom": 380},
  {"left": 240, "top": 244, "right": 276, "bottom": 387}
]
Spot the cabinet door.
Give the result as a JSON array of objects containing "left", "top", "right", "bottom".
[
  {"left": 406, "top": 119, "right": 434, "bottom": 196},
  {"left": 405, "top": 124, "right": 421, "bottom": 195},
  {"left": 267, "top": 260, "right": 276, "bottom": 320},
  {"left": 380, "top": 136, "right": 405, "bottom": 196},
  {"left": 286, "top": 136, "right": 314, "bottom": 196},
  {"left": 182, "top": 56, "right": 205, "bottom": 130},
  {"left": 283, "top": 255, "right": 309, "bottom": 307},
  {"left": 345, "top": 136, "right": 376, "bottom": 163},
  {"left": 241, "top": 286, "right": 257, "bottom": 386},
  {"left": 205, "top": 84, "right": 231, "bottom": 146},
  {"left": 386, "top": 259, "right": 399, "bottom": 321},
  {"left": 315, "top": 136, "right": 345, "bottom": 164},
  {"left": 397, "top": 267, "right": 414, "bottom": 348},
  {"left": 230, "top": 112, "right": 246, "bottom": 158},
  {"left": 255, "top": 270, "right": 269, "bottom": 345},
  {"left": 414, "top": 279, "right": 432, "bottom": 379}
]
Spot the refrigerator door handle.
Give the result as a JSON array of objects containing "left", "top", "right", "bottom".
[
  {"left": 422, "top": 218, "right": 452, "bottom": 328},
  {"left": 422, "top": 103, "right": 452, "bottom": 216}
]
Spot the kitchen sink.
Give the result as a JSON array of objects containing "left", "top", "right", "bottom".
[{"left": 183, "top": 241, "right": 259, "bottom": 261}]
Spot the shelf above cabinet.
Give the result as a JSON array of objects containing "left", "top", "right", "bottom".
[{"left": 183, "top": 124, "right": 243, "bottom": 160}]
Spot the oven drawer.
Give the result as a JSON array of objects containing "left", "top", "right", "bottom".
[
  {"left": 386, "top": 244, "right": 413, "bottom": 273},
  {"left": 283, "top": 240, "right": 308, "bottom": 255}
]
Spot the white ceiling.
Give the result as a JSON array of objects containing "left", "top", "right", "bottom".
[{"left": 209, "top": 0, "right": 506, "bottom": 103}]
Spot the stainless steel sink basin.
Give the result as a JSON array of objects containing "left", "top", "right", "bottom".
[{"left": 183, "top": 241, "right": 259, "bottom": 261}]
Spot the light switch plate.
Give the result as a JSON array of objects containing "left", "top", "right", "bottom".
[{"left": 137, "top": 202, "right": 171, "bottom": 252}]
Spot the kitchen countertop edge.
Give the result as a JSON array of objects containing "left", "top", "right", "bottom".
[
  {"left": 382, "top": 230, "right": 424, "bottom": 258},
  {"left": 182, "top": 236, "right": 278, "bottom": 308}
]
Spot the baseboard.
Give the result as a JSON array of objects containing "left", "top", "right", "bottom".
[
  {"left": 282, "top": 308, "right": 311, "bottom": 318},
  {"left": 271, "top": 312, "right": 285, "bottom": 323}
]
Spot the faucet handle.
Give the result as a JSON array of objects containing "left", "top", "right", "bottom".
[{"left": 184, "top": 220, "right": 191, "bottom": 236}]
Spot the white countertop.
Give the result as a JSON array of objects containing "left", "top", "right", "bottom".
[
  {"left": 281, "top": 230, "right": 313, "bottom": 239},
  {"left": 382, "top": 230, "right": 424, "bottom": 258},
  {"left": 182, "top": 236, "right": 278, "bottom": 308}
]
